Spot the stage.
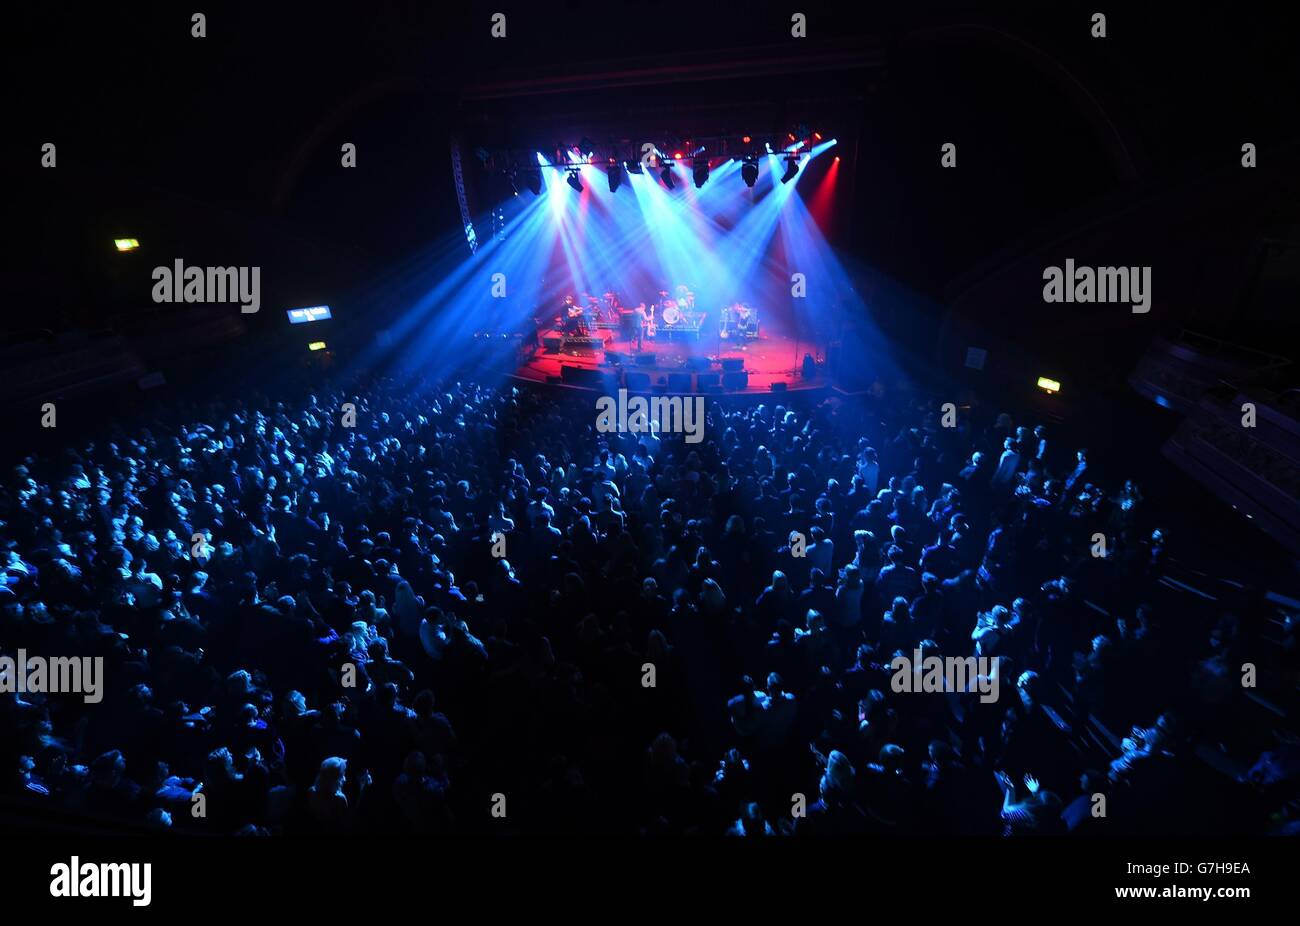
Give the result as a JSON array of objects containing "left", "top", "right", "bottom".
[{"left": 513, "top": 321, "right": 825, "bottom": 393}]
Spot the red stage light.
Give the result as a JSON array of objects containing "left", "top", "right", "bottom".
[
  {"left": 834, "top": 156, "right": 840, "bottom": 161},
  {"left": 814, "top": 132, "right": 823, "bottom": 140},
  {"left": 674, "top": 152, "right": 682, "bottom": 159},
  {"left": 742, "top": 135, "right": 751, "bottom": 144}
]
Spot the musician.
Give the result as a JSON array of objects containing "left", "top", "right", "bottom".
[
  {"left": 735, "top": 303, "right": 755, "bottom": 337},
  {"left": 632, "top": 302, "right": 653, "bottom": 351},
  {"left": 720, "top": 302, "right": 757, "bottom": 339},
  {"left": 561, "top": 295, "right": 587, "bottom": 334}
]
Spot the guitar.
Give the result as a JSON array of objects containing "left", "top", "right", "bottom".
[{"left": 643, "top": 304, "right": 656, "bottom": 338}]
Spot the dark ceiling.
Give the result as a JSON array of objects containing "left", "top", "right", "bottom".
[{"left": 9, "top": 2, "right": 1299, "bottom": 331}]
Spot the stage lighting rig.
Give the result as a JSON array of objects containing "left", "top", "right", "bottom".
[
  {"left": 780, "top": 154, "right": 799, "bottom": 184},
  {"left": 566, "top": 169, "right": 584, "bottom": 192},
  {"left": 522, "top": 164, "right": 542, "bottom": 195},
  {"left": 692, "top": 158, "right": 710, "bottom": 188},
  {"left": 660, "top": 161, "right": 676, "bottom": 189},
  {"left": 741, "top": 156, "right": 759, "bottom": 188},
  {"left": 607, "top": 159, "right": 621, "bottom": 193}
]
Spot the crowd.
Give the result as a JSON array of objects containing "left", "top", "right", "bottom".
[{"left": 0, "top": 377, "right": 1290, "bottom": 835}]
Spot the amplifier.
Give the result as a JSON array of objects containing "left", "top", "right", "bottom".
[{"left": 563, "top": 336, "right": 603, "bottom": 352}]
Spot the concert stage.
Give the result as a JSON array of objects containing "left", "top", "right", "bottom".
[{"left": 514, "top": 326, "right": 824, "bottom": 394}]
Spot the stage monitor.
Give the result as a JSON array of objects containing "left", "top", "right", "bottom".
[
  {"left": 722, "top": 371, "right": 749, "bottom": 391},
  {"left": 287, "top": 305, "right": 332, "bottom": 325}
]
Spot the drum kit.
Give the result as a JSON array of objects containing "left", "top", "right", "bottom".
[{"left": 653, "top": 289, "right": 701, "bottom": 334}]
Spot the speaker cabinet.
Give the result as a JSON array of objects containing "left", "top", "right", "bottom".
[{"left": 722, "top": 370, "right": 749, "bottom": 390}]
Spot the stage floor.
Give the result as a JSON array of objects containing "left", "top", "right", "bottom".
[{"left": 514, "top": 327, "right": 824, "bottom": 393}]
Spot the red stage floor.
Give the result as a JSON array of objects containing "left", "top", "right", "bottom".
[{"left": 514, "top": 327, "right": 825, "bottom": 393}]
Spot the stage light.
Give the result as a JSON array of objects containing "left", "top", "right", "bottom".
[
  {"left": 814, "top": 132, "right": 823, "bottom": 141},
  {"left": 626, "top": 160, "right": 643, "bottom": 175},
  {"left": 607, "top": 160, "right": 621, "bottom": 193},
  {"left": 660, "top": 162, "right": 676, "bottom": 189},
  {"left": 1037, "top": 376, "right": 1061, "bottom": 394},
  {"left": 741, "top": 157, "right": 759, "bottom": 188},
  {"left": 114, "top": 238, "right": 139, "bottom": 252},
  {"left": 780, "top": 155, "right": 799, "bottom": 184},
  {"left": 834, "top": 156, "right": 840, "bottom": 162},
  {"left": 308, "top": 341, "right": 327, "bottom": 352},
  {"left": 692, "top": 159, "right": 710, "bottom": 188},
  {"left": 523, "top": 165, "right": 542, "bottom": 195},
  {"left": 566, "top": 169, "right": 583, "bottom": 193},
  {"left": 742, "top": 135, "right": 752, "bottom": 144},
  {"left": 579, "top": 137, "right": 596, "bottom": 158}
]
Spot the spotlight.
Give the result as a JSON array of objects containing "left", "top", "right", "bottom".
[
  {"left": 741, "top": 157, "right": 759, "bottom": 188},
  {"left": 692, "top": 159, "right": 710, "bottom": 188},
  {"left": 660, "top": 162, "right": 676, "bottom": 189},
  {"left": 114, "top": 238, "right": 140, "bottom": 252},
  {"left": 626, "top": 160, "right": 643, "bottom": 175},
  {"left": 566, "top": 169, "right": 583, "bottom": 192},
  {"left": 780, "top": 155, "right": 799, "bottom": 185},
  {"left": 607, "top": 160, "right": 621, "bottom": 193},
  {"left": 523, "top": 165, "right": 542, "bottom": 195}
]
